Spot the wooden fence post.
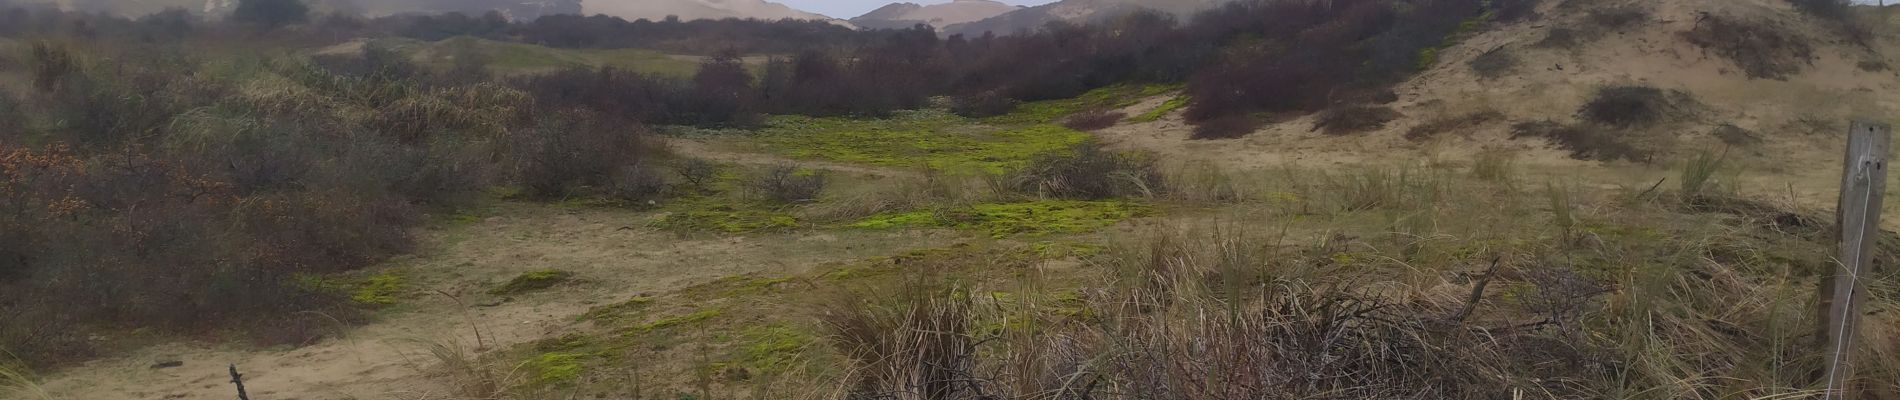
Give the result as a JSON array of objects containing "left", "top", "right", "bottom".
[
  {"left": 229, "top": 364, "right": 250, "bottom": 400},
  {"left": 1822, "top": 120, "right": 1889, "bottom": 400}
]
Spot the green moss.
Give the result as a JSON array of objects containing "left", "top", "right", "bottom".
[
  {"left": 578, "top": 296, "right": 655, "bottom": 323},
  {"left": 491, "top": 269, "right": 574, "bottom": 295},
  {"left": 525, "top": 351, "right": 587, "bottom": 384},
  {"left": 755, "top": 112, "right": 1090, "bottom": 173},
  {"left": 350, "top": 271, "right": 405, "bottom": 306},
  {"left": 633, "top": 308, "right": 723, "bottom": 332},
  {"left": 747, "top": 85, "right": 1174, "bottom": 174},
  {"left": 737, "top": 325, "right": 815, "bottom": 373},
  {"left": 1128, "top": 95, "right": 1189, "bottom": 123},
  {"left": 852, "top": 200, "right": 1152, "bottom": 237}
]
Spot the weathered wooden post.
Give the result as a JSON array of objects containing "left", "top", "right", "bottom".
[
  {"left": 1821, "top": 120, "right": 1889, "bottom": 400},
  {"left": 229, "top": 364, "right": 250, "bottom": 400}
]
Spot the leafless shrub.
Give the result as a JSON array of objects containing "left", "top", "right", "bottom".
[
  {"left": 746, "top": 165, "right": 827, "bottom": 205},
  {"left": 672, "top": 158, "right": 720, "bottom": 192},
  {"left": 515, "top": 111, "right": 662, "bottom": 199}
]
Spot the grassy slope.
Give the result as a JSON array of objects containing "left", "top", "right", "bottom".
[
  {"left": 458, "top": 81, "right": 1899, "bottom": 398},
  {"left": 732, "top": 84, "right": 1177, "bottom": 173},
  {"left": 368, "top": 37, "right": 725, "bottom": 78}
]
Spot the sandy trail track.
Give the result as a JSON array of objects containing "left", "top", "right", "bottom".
[{"left": 31, "top": 203, "right": 950, "bottom": 400}]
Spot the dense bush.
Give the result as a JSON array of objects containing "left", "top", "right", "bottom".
[
  {"left": 515, "top": 112, "right": 663, "bottom": 199},
  {"left": 1007, "top": 142, "right": 1162, "bottom": 199},
  {"left": 1182, "top": 0, "right": 1498, "bottom": 137},
  {"left": 0, "top": 41, "right": 673, "bottom": 366}
]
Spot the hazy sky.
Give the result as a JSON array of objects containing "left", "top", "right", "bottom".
[{"left": 781, "top": 0, "right": 1061, "bottom": 19}]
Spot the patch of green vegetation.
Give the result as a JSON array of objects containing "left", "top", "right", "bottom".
[
  {"left": 632, "top": 308, "right": 723, "bottom": 332},
  {"left": 292, "top": 269, "right": 409, "bottom": 307},
  {"left": 736, "top": 325, "right": 815, "bottom": 373},
  {"left": 1128, "top": 95, "right": 1189, "bottom": 123},
  {"left": 755, "top": 112, "right": 1089, "bottom": 173},
  {"left": 851, "top": 200, "right": 1153, "bottom": 237},
  {"left": 747, "top": 85, "right": 1176, "bottom": 173},
  {"left": 578, "top": 296, "right": 655, "bottom": 323},
  {"left": 491, "top": 269, "right": 574, "bottom": 295},
  {"left": 651, "top": 204, "right": 798, "bottom": 234},
  {"left": 525, "top": 351, "right": 587, "bottom": 384},
  {"left": 349, "top": 271, "right": 405, "bottom": 307},
  {"left": 532, "top": 333, "right": 593, "bottom": 353}
]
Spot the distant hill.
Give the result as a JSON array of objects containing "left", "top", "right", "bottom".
[
  {"left": 851, "top": 0, "right": 1021, "bottom": 30},
  {"left": 943, "top": 0, "right": 1226, "bottom": 36},
  {"left": 583, "top": 0, "right": 836, "bottom": 22},
  {"left": 63, "top": 0, "right": 830, "bottom": 22}
]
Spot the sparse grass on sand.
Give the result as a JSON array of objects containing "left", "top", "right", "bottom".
[{"left": 466, "top": 154, "right": 1898, "bottom": 399}]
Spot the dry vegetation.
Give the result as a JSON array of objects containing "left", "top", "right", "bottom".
[{"left": 6, "top": 0, "right": 1900, "bottom": 398}]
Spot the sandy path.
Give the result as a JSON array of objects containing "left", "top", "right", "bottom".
[{"left": 31, "top": 203, "right": 950, "bottom": 400}]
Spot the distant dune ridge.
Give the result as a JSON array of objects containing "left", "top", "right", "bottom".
[
  {"left": 58, "top": 0, "right": 842, "bottom": 22},
  {"left": 943, "top": 0, "right": 1229, "bottom": 36},
  {"left": 851, "top": 0, "right": 1023, "bottom": 30},
  {"left": 582, "top": 0, "right": 835, "bottom": 21}
]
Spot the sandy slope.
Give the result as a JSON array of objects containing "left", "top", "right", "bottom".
[
  {"left": 1100, "top": 0, "right": 1900, "bottom": 210},
  {"left": 32, "top": 202, "right": 951, "bottom": 399}
]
